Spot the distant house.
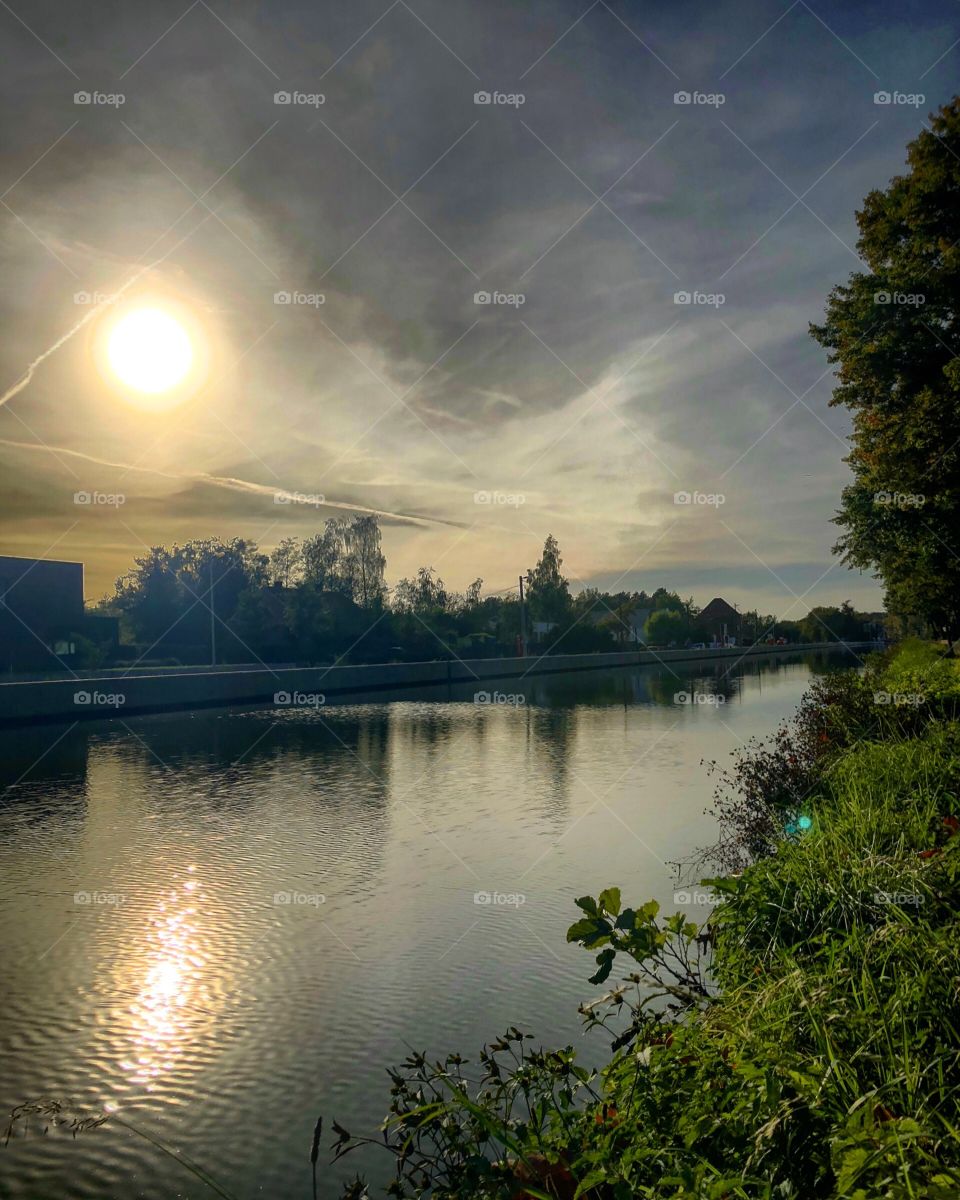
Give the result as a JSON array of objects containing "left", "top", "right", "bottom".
[
  {"left": 623, "top": 606, "right": 651, "bottom": 643},
  {"left": 0, "top": 555, "right": 85, "bottom": 671},
  {"left": 698, "top": 597, "right": 741, "bottom": 646}
]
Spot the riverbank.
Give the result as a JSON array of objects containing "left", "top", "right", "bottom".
[
  {"left": 0, "top": 641, "right": 876, "bottom": 726},
  {"left": 326, "top": 641, "right": 960, "bottom": 1198},
  {"left": 0, "top": 641, "right": 832, "bottom": 1200}
]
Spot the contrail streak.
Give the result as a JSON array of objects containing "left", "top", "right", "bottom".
[
  {"left": 0, "top": 437, "right": 460, "bottom": 528},
  {"left": 0, "top": 255, "right": 464, "bottom": 530},
  {"left": 0, "top": 273, "right": 148, "bottom": 408}
]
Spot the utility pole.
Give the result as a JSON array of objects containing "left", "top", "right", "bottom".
[
  {"left": 518, "top": 575, "right": 527, "bottom": 657},
  {"left": 209, "top": 559, "right": 217, "bottom": 667}
]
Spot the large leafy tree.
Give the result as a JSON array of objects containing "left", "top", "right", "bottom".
[
  {"left": 268, "top": 536, "right": 304, "bottom": 588},
  {"left": 392, "top": 566, "right": 449, "bottom": 614},
  {"left": 299, "top": 515, "right": 387, "bottom": 610},
  {"left": 114, "top": 537, "right": 267, "bottom": 644},
  {"left": 810, "top": 97, "right": 960, "bottom": 648},
  {"left": 525, "top": 534, "right": 571, "bottom": 624},
  {"left": 302, "top": 520, "right": 352, "bottom": 596},
  {"left": 344, "top": 514, "right": 387, "bottom": 611},
  {"left": 797, "top": 601, "right": 869, "bottom": 644},
  {"left": 644, "top": 607, "right": 687, "bottom": 646}
]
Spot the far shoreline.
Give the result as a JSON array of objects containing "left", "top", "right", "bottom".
[{"left": 0, "top": 641, "right": 877, "bottom": 727}]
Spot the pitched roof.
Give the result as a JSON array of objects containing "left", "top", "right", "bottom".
[{"left": 698, "top": 597, "right": 739, "bottom": 622}]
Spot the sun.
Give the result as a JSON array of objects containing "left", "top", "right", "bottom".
[{"left": 107, "top": 307, "right": 194, "bottom": 397}]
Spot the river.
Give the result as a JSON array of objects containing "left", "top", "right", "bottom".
[{"left": 0, "top": 649, "right": 859, "bottom": 1199}]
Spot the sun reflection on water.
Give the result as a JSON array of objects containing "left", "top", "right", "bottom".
[{"left": 120, "top": 867, "right": 211, "bottom": 1089}]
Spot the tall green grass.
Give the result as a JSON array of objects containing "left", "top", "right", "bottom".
[{"left": 321, "top": 644, "right": 960, "bottom": 1198}]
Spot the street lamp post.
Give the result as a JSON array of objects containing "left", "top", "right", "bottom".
[
  {"left": 518, "top": 575, "right": 527, "bottom": 657},
  {"left": 209, "top": 559, "right": 217, "bottom": 667}
]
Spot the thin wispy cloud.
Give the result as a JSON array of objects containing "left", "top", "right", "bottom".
[{"left": 0, "top": 0, "right": 955, "bottom": 606}]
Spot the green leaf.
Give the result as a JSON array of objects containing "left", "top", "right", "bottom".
[
  {"left": 589, "top": 948, "right": 616, "bottom": 985},
  {"left": 575, "top": 1167, "right": 608, "bottom": 1196},
  {"left": 614, "top": 907, "right": 636, "bottom": 930},
  {"left": 574, "top": 895, "right": 599, "bottom": 917},
  {"left": 836, "top": 1146, "right": 869, "bottom": 1191},
  {"left": 598, "top": 886, "right": 621, "bottom": 916},
  {"left": 566, "top": 917, "right": 612, "bottom": 947},
  {"left": 702, "top": 876, "right": 739, "bottom": 895}
]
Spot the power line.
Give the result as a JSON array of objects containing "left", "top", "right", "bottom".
[{"left": 477, "top": 582, "right": 521, "bottom": 599}]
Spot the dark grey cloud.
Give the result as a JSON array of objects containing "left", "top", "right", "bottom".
[{"left": 0, "top": 0, "right": 956, "bottom": 603}]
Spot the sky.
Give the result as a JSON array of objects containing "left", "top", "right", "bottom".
[{"left": 0, "top": 0, "right": 956, "bottom": 617}]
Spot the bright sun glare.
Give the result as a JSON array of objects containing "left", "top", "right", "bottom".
[{"left": 107, "top": 307, "right": 194, "bottom": 396}]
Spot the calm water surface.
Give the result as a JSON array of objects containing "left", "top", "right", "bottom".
[{"left": 0, "top": 651, "right": 855, "bottom": 1199}]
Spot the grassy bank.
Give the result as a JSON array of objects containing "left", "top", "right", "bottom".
[{"left": 329, "top": 643, "right": 960, "bottom": 1198}]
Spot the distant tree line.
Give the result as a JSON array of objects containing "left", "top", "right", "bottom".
[{"left": 91, "top": 519, "right": 879, "bottom": 668}]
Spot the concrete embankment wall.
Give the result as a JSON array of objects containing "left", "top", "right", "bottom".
[{"left": 0, "top": 643, "right": 876, "bottom": 726}]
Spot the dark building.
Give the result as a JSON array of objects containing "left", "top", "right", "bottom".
[
  {"left": 698, "top": 596, "right": 741, "bottom": 646},
  {"left": 0, "top": 555, "right": 85, "bottom": 672}
]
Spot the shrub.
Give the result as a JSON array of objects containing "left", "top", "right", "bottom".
[{"left": 322, "top": 645, "right": 960, "bottom": 1197}]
